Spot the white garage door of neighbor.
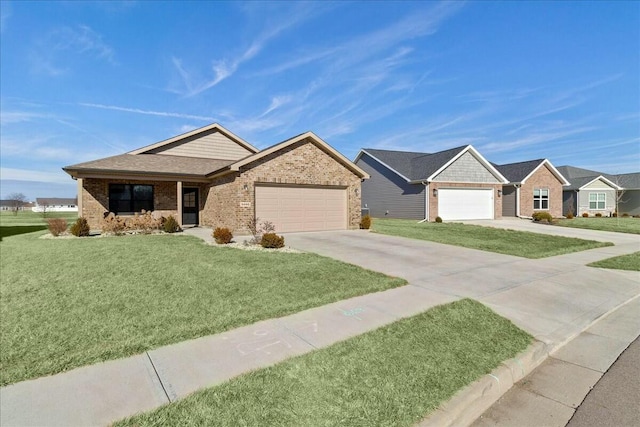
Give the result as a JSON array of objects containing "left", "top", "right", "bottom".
[
  {"left": 255, "top": 185, "right": 347, "bottom": 233},
  {"left": 438, "top": 188, "right": 494, "bottom": 220}
]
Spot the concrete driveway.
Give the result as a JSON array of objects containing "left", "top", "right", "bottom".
[{"left": 285, "top": 229, "right": 640, "bottom": 346}]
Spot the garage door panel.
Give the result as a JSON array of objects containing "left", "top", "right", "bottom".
[
  {"left": 438, "top": 188, "right": 494, "bottom": 220},
  {"left": 255, "top": 186, "right": 347, "bottom": 233}
]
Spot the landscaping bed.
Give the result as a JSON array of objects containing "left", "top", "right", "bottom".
[
  {"left": 372, "top": 218, "right": 611, "bottom": 258},
  {"left": 115, "top": 299, "right": 532, "bottom": 426},
  {"left": 0, "top": 232, "right": 405, "bottom": 386}
]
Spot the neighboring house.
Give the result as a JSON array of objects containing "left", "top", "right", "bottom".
[
  {"left": 354, "top": 146, "right": 508, "bottom": 221},
  {"left": 0, "top": 200, "right": 33, "bottom": 211},
  {"left": 495, "top": 159, "right": 570, "bottom": 218},
  {"left": 611, "top": 172, "right": 640, "bottom": 216},
  {"left": 557, "top": 166, "right": 630, "bottom": 216},
  {"left": 63, "top": 123, "right": 368, "bottom": 232},
  {"left": 33, "top": 198, "right": 78, "bottom": 213}
]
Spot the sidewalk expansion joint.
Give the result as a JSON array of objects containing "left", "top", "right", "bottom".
[
  {"left": 280, "top": 325, "right": 319, "bottom": 351},
  {"left": 145, "top": 351, "right": 172, "bottom": 403}
]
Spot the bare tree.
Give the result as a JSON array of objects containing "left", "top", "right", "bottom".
[
  {"left": 7, "top": 193, "right": 27, "bottom": 216},
  {"left": 613, "top": 176, "right": 628, "bottom": 220}
]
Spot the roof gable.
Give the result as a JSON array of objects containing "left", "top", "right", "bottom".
[
  {"left": 129, "top": 123, "right": 258, "bottom": 159},
  {"left": 216, "top": 132, "right": 369, "bottom": 179},
  {"left": 497, "top": 159, "right": 570, "bottom": 185},
  {"left": 579, "top": 176, "right": 622, "bottom": 190},
  {"left": 424, "top": 146, "right": 508, "bottom": 183}
]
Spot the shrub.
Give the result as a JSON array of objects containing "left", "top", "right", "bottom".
[
  {"left": 247, "top": 217, "right": 276, "bottom": 244},
  {"left": 102, "top": 212, "right": 127, "bottom": 235},
  {"left": 359, "top": 214, "right": 372, "bottom": 229},
  {"left": 163, "top": 215, "right": 181, "bottom": 233},
  {"left": 126, "top": 210, "right": 162, "bottom": 233},
  {"left": 612, "top": 212, "right": 618, "bottom": 218},
  {"left": 622, "top": 213, "right": 630, "bottom": 218},
  {"left": 566, "top": 212, "right": 574, "bottom": 219},
  {"left": 595, "top": 212, "right": 602, "bottom": 218},
  {"left": 435, "top": 216, "right": 443, "bottom": 223},
  {"left": 46, "top": 218, "right": 68, "bottom": 236},
  {"left": 532, "top": 211, "right": 553, "bottom": 222},
  {"left": 261, "top": 232, "right": 285, "bottom": 249},
  {"left": 582, "top": 212, "right": 589, "bottom": 218},
  {"left": 213, "top": 227, "right": 233, "bottom": 244},
  {"left": 70, "top": 217, "right": 90, "bottom": 237}
]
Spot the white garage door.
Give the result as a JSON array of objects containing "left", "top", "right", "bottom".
[
  {"left": 438, "top": 188, "right": 494, "bottom": 220},
  {"left": 255, "top": 185, "right": 347, "bottom": 233}
]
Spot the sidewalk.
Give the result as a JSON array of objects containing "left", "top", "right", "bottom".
[{"left": 1, "top": 228, "right": 638, "bottom": 426}]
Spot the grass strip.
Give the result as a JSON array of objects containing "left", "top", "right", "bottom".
[
  {"left": 373, "top": 219, "right": 611, "bottom": 258},
  {"left": 116, "top": 299, "right": 532, "bottom": 427},
  {"left": 589, "top": 252, "right": 640, "bottom": 271},
  {"left": 556, "top": 217, "right": 640, "bottom": 235},
  {"left": 0, "top": 232, "right": 404, "bottom": 386}
]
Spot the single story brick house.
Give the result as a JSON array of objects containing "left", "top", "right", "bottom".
[
  {"left": 63, "top": 124, "right": 369, "bottom": 233},
  {"left": 354, "top": 145, "right": 508, "bottom": 221},
  {"left": 494, "top": 159, "right": 569, "bottom": 218}
]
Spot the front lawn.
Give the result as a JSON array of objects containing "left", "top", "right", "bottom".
[
  {"left": 373, "top": 218, "right": 612, "bottom": 258},
  {"left": 116, "top": 299, "right": 532, "bottom": 427},
  {"left": 0, "top": 211, "right": 78, "bottom": 239},
  {"left": 556, "top": 217, "right": 640, "bottom": 235},
  {"left": 589, "top": 252, "right": 640, "bottom": 271},
  {"left": 0, "top": 232, "right": 405, "bottom": 386}
]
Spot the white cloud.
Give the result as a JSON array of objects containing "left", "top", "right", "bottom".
[
  {"left": 79, "top": 103, "right": 217, "bottom": 121},
  {"left": 0, "top": 167, "right": 71, "bottom": 184}
]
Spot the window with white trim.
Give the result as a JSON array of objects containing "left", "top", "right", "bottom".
[
  {"left": 589, "top": 192, "right": 606, "bottom": 210},
  {"left": 533, "top": 188, "right": 549, "bottom": 210}
]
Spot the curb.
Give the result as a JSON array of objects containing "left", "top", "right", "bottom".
[
  {"left": 417, "top": 294, "right": 640, "bottom": 427},
  {"left": 417, "top": 340, "right": 549, "bottom": 427}
]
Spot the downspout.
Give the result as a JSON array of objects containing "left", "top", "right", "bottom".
[{"left": 418, "top": 181, "right": 429, "bottom": 223}]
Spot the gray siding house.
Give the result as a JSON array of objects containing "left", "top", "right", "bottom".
[
  {"left": 557, "top": 166, "right": 628, "bottom": 216},
  {"left": 355, "top": 146, "right": 508, "bottom": 221}
]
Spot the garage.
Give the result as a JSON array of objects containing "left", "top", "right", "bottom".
[
  {"left": 255, "top": 185, "right": 347, "bottom": 232},
  {"left": 438, "top": 188, "right": 494, "bottom": 220}
]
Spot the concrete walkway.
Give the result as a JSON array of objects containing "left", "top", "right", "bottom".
[{"left": 1, "top": 225, "right": 639, "bottom": 426}]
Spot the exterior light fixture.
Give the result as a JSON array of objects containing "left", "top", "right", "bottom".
[
  {"left": 498, "top": 189, "right": 502, "bottom": 197},
  {"left": 355, "top": 188, "right": 359, "bottom": 196},
  {"left": 243, "top": 184, "right": 249, "bottom": 191},
  {"left": 433, "top": 189, "right": 438, "bottom": 197}
]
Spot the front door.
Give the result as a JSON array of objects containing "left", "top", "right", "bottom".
[{"left": 182, "top": 188, "right": 199, "bottom": 226}]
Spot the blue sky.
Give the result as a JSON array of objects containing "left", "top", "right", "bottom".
[{"left": 1, "top": 1, "right": 638, "bottom": 200}]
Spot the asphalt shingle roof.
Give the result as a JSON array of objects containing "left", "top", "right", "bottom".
[
  {"left": 64, "top": 154, "right": 235, "bottom": 177},
  {"left": 494, "top": 159, "right": 545, "bottom": 183},
  {"left": 362, "top": 146, "right": 468, "bottom": 181}
]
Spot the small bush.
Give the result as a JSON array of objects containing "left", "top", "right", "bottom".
[
  {"left": 566, "top": 212, "right": 574, "bottom": 219},
  {"left": 46, "top": 218, "right": 68, "bottom": 236},
  {"left": 261, "top": 232, "right": 285, "bottom": 249},
  {"left": 163, "top": 215, "right": 181, "bottom": 233},
  {"left": 213, "top": 227, "right": 233, "bottom": 244},
  {"left": 595, "top": 212, "right": 602, "bottom": 218},
  {"left": 359, "top": 215, "right": 372, "bottom": 229},
  {"left": 532, "top": 211, "right": 553, "bottom": 222},
  {"left": 622, "top": 213, "right": 630, "bottom": 218},
  {"left": 126, "top": 210, "right": 162, "bottom": 233},
  {"left": 247, "top": 217, "right": 276, "bottom": 244},
  {"left": 612, "top": 212, "right": 618, "bottom": 218},
  {"left": 582, "top": 212, "right": 589, "bottom": 218},
  {"left": 70, "top": 217, "right": 90, "bottom": 237},
  {"left": 435, "top": 216, "right": 443, "bottom": 223}
]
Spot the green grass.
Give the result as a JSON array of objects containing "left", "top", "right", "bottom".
[
  {"left": 589, "top": 252, "right": 640, "bottom": 271},
  {"left": 0, "top": 232, "right": 405, "bottom": 386},
  {"left": 372, "top": 218, "right": 612, "bottom": 258},
  {"left": 116, "top": 299, "right": 532, "bottom": 427},
  {"left": 0, "top": 211, "right": 78, "bottom": 239},
  {"left": 556, "top": 217, "right": 640, "bottom": 235}
]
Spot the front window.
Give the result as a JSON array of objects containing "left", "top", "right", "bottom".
[
  {"left": 533, "top": 188, "right": 549, "bottom": 210},
  {"left": 109, "top": 184, "right": 154, "bottom": 214},
  {"left": 589, "top": 193, "right": 606, "bottom": 210}
]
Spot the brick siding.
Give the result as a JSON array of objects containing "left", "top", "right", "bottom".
[{"left": 520, "top": 165, "right": 563, "bottom": 218}]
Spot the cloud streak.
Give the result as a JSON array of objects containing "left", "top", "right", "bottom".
[{"left": 79, "top": 103, "right": 217, "bottom": 121}]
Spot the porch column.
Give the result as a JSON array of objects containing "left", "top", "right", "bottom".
[
  {"left": 176, "top": 181, "right": 183, "bottom": 226},
  {"left": 76, "top": 178, "right": 83, "bottom": 218}
]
